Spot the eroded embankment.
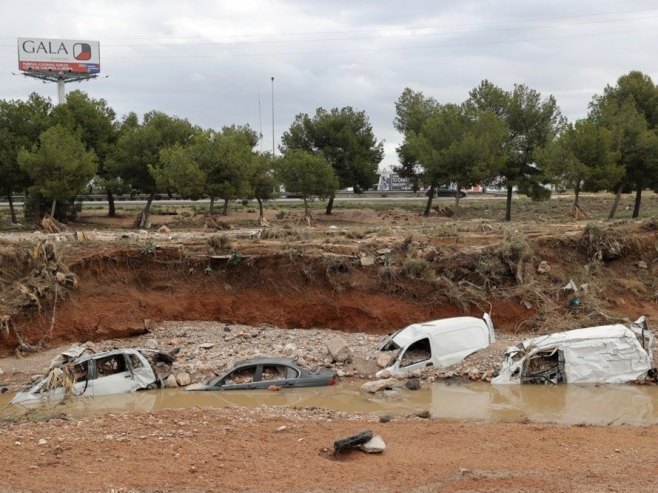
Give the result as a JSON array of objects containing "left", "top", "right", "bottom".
[
  {"left": 3, "top": 248, "right": 512, "bottom": 351},
  {"left": 2, "top": 221, "right": 657, "bottom": 354}
]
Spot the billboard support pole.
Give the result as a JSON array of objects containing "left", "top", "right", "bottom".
[
  {"left": 57, "top": 79, "right": 66, "bottom": 105},
  {"left": 19, "top": 72, "right": 98, "bottom": 105}
]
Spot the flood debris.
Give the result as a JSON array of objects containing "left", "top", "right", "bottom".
[
  {"left": 359, "top": 435, "right": 386, "bottom": 453},
  {"left": 333, "top": 430, "right": 373, "bottom": 454},
  {"left": 493, "top": 316, "right": 654, "bottom": 385},
  {"left": 375, "top": 313, "right": 496, "bottom": 378},
  {"left": 11, "top": 346, "right": 176, "bottom": 405}
]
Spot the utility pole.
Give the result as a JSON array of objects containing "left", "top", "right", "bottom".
[{"left": 271, "top": 76, "right": 275, "bottom": 157}]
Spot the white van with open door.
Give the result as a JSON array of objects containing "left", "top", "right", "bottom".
[{"left": 375, "top": 314, "right": 495, "bottom": 378}]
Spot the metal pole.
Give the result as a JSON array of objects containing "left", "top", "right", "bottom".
[
  {"left": 258, "top": 93, "right": 263, "bottom": 152},
  {"left": 57, "top": 78, "right": 66, "bottom": 105},
  {"left": 271, "top": 76, "right": 275, "bottom": 157}
]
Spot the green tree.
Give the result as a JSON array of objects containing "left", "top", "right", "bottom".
[
  {"left": 52, "top": 90, "right": 119, "bottom": 216},
  {"left": 407, "top": 103, "right": 507, "bottom": 216},
  {"left": 18, "top": 125, "right": 97, "bottom": 218},
  {"left": 280, "top": 107, "right": 383, "bottom": 214},
  {"left": 589, "top": 71, "right": 658, "bottom": 218},
  {"left": 0, "top": 94, "right": 53, "bottom": 223},
  {"left": 246, "top": 152, "right": 280, "bottom": 222},
  {"left": 468, "top": 81, "right": 565, "bottom": 221},
  {"left": 151, "top": 144, "right": 206, "bottom": 199},
  {"left": 107, "top": 111, "right": 196, "bottom": 227},
  {"left": 276, "top": 149, "right": 338, "bottom": 223},
  {"left": 190, "top": 125, "right": 258, "bottom": 215},
  {"left": 393, "top": 88, "right": 441, "bottom": 190},
  {"left": 535, "top": 119, "right": 623, "bottom": 210}
]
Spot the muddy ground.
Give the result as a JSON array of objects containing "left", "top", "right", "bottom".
[{"left": 1, "top": 196, "right": 658, "bottom": 492}]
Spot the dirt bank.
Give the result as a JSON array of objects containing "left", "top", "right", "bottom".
[{"left": 2, "top": 217, "right": 657, "bottom": 354}]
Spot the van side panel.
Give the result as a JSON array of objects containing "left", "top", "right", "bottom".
[{"left": 430, "top": 324, "right": 491, "bottom": 367}]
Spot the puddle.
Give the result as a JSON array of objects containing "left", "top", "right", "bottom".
[{"left": 2, "top": 381, "right": 658, "bottom": 425}]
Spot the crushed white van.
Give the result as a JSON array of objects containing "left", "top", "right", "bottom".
[
  {"left": 492, "top": 316, "right": 654, "bottom": 385},
  {"left": 375, "top": 314, "right": 495, "bottom": 378}
]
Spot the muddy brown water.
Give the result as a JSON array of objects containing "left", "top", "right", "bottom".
[{"left": 2, "top": 381, "right": 658, "bottom": 425}]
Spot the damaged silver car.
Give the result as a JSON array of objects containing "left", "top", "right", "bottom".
[
  {"left": 11, "top": 347, "right": 175, "bottom": 405},
  {"left": 493, "top": 317, "right": 654, "bottom": 385}
]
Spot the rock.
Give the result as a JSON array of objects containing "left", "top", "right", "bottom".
[
  {"left": 360, "top": 256, "right": 375, "bottom": 266},
  {"left": 537, "top": 260, "right": 551, "bottom": 273},
  {"left": 144, "top": 319, "right": 158, "bottom": 332},
  {"left": 268, "top": 385, "right": 281, "bottom": 391},
  {"left": 361, "top": 379, "right": 398, "bottom": 393},
  {"left": 359, "top": 435, "right": 386, "bottom": 453},
  {"left": 376, "top": 353, "right": 391, "bottom": 369},
  {"left": 283, "top": 343, "right": 297, "bottom": 357},
  {"left": 158, "top": 225, "right": 171, "bottom": 233},
  {"left": 376, "top": 248, "right": 392, "bottom": 255},
  {"left": 377, "top": 369, "right": 392, "bottom": 379},
  {"left": 405, "top": 378, "right": 421, "bottom": 391},
  {"left": 638, "top": 260, "right": 648, "bottom": 269},
  {"left": 144, "top": 338, "right": 158, "bottom": 350},
  {"left": 38, "top": 438, "right": 48, "bottom": 446},
  {"left": 199, "top": 343, "right": 215, "bottom": 350},
  {"left": 379, "top": 415, "right": 391, "bottom": 423},
  {"left": 382, "top": 390, "right": 401, "bottom": 401},
  {"left": 164, "top": 374, "right": 178, "bottom": 388},
  {"left": 175, "top": 372, "right": 191, "bottom": 386},
  {"left": 326, "top": 336, "right": 352, "bottom": 363},
  {"left": 55, "top": 271, "right": 67, "bottom": 284}
]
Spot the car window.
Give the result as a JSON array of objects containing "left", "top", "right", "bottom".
[
  {"left": 224, "top": 366, "right": 257, "bottom": 385},
  {"left": 261, "top": 364, "right": 298, "bottom": 381},
  {"left": 400, "top": 338, "right": 432, "bottom": 367},
  {"left": 128, "top": 353, "right": 144, "bottom": 370},
  {"left": 72, "top": 361, "right": 90, "bottom": 382},
  {"left": 95, "top": 354, "right": 128, "bottom": 377}
]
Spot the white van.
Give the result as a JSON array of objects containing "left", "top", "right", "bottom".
[{"left": 375, "top": 314, "right": 495, "bottom": 378}]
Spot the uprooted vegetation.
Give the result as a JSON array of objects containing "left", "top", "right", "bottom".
[
  {"left": 0, "top": 219, "right": 656, "bottom": 354},
  {"left": 0, "top": 241, "right": 78, "bottom": 353}
]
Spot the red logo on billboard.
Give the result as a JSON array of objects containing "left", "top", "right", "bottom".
[{"left": 73, "top": 43, "right": 92, "bottom": 61}]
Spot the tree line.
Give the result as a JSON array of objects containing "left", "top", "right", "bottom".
[
  {"left": 0, "top": 69, "right": 657, "bottom": 226},
  {"left": 395, "top": 70, "right": 658, "bottom": 220}
]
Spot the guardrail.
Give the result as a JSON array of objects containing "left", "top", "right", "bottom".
[{"left": 0, "top": 190, "right": 435, "bottom": 204}]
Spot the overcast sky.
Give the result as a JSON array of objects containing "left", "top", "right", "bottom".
[{"left": 2, "top": 1, "right": 658, "bottom": 171}]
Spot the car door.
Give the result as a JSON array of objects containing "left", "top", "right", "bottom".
[
  {"left": 89, "top": 353, "right": 143, "bottom": 396},
  {"left": 258, "top": 364, "right": 299, "bottom": 388},
  {"left": 216, "top": 364, "right": 262, "bottom": 390},
  {"left": 395, "top": 337, "right": 433, "bottom": 375}
]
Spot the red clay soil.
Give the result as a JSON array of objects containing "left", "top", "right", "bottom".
[
  {"left": 5, "top": 250, "right": 529, "bottom": 353},
  {"left": 2, "top": 407, "right": 658, "bottom": 493}
]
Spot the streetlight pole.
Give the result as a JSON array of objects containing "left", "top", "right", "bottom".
[{"left": 271, "top": 76, "right": 275, "bottom": 158}]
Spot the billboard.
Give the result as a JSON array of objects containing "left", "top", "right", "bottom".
[
  {"left": 378, "top": 173, "right": 413, "bottom": 191},
  {"left": 18, "top": 38, "right": 100, "bottom": 74}
]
